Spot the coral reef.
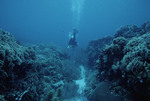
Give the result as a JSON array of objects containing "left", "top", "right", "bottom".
[
  {"left": 32, "top": 43, "right": 67, "bottom": 101},
  {"left": 0, "top": 29, "right": 85, "bottom": 101},
  {"left": 88, "top": 82, "right": 124, "bottom": 101},
  {"left": 0, "top": 29, "right": 37, "bottom": 100},
  {"left": 85, "top": 36, "right": 113, "bottom": 99},
  {"left": 141, "top": 21, "right": 150, "bottom": 34},
  {"left": 97, "top": 21, "right": 150, "bottom": 101},
  {"left": 114, "top": 25, "right": 142, "bottom": 38},
  {"left": 86, "top": 36, "right": 113, "bottom": 68},
  {"left": 1, "top": 20, "right": 150, "bottom": 101},
  {"left": 114, "top": 21, "right": 150, "bottom": 39}
]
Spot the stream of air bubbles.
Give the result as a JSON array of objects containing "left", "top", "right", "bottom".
[{"left": 71, "top": 0, "right": 85, "bottom": 28}]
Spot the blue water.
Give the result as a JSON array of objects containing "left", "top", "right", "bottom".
[{"left": 0, "top": 0, "right": 150, "bottom": 47}]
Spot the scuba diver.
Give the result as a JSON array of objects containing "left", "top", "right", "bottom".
[{"left": 67, "top": 28, "right": 78, "bottom": 49}]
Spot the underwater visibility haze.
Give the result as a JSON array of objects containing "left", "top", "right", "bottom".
[
  {"left": 0, "top": 0, "right": 150, "bottom": 46},
  {"left": 0, "top": 0, "right": 150, "bottom": 101}
]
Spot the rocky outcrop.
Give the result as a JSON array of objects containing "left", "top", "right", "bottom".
[
  {"left": 114, "top": 25, "right": 142, "bottom": 38},
  {"left": 97, "top": 21, "right": 150, "bottom": 101},
  {"left": 115, "top": 21, "right": 150, "bottom": 39},
  {"left": 0, "top": 29, "right": 36, "bottom": 92},
  {"left": 0, "top": 29, "right": 68, "bottom": 101},
  {"left": 86, "top": 36, "right": 113, "bottom": 68},
  {"left": 88, "top": 82, "right": 124, "bottom": 101},
  {"left": 0, "top": 28, "right": 85, "bottom": 101}
]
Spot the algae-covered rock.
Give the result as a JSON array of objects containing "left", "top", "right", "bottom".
[
  {"left": 33, "top": 43, "right": 67, "bottom": 69},
  {"left": 141, "top": 21, "right": 150, "bottom": 34},
  {"left": 98, "top": 24, "right": 150, "bottom": 101},
  {"left": 114, "top": 25, "right": 142, "bottom": 38},
  {"left": 114, "top": 21, "right": 150, "bottom": 39},
  {"left": 0, "top": 29, "right": 68, "bottom": 101},
  {"left": 0, "top": 29, "right": 36, "bottom": 91},
  {"left": 88, "top": 82, "right": 124, "bottom": 101},
  {"left": 51, "top": 81, "right": 64, "bottom": 89},
  {"left": 0, "top": 28, "right": 87, "bottom": 101},
  {"left": 86, "top": 36, "right": 113, "bottom": 68}
]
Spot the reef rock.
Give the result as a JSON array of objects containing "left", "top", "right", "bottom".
[
  {"left": 141, "top": 21, "right": 150, "bottom": 34},
  {"left": 98, "top": 25, "right": 150, "bottom": 101},
  {"left": 0, "top": 29, "right": 36, "bottom": 91},
  {"left": 86, "top": 36, "right": 113, "bottom": 68},
  {"left": 114, "top": 25, "right": 142, "bottom": 38},
  {"left": 0, "top": 29, "right": 39, "bottom": 101},
  {"left": 88, "top": 82, "right": 124, "bottom": 101},
  {"left": 0, "top": 29, "right": 70, "bottom": 101},
  {"left": 114, "top": 21, "right": 150, "bottom": 39}
]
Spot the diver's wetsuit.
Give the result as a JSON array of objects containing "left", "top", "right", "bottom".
[{"left": 68, "top": 29, "right": 78, "bottom": 48}]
